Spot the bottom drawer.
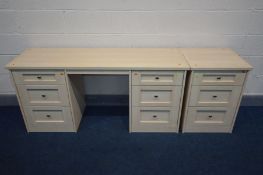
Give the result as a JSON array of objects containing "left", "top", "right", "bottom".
[
  {"left": 131, "top": 107, "right": 179, "bottom": 132},
  {"left": 183, "top": 107, "right": 236, "bottom": 133},
  {"left": 24, "top": 106, "right": 75, "bottom": 132}
]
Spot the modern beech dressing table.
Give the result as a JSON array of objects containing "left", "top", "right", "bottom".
[{"left": 5, "top": 48, "right": 252, "bottom": 133}]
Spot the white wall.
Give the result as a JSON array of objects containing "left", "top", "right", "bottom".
[{"left": 0, "top": 0, "right": 263, "bottom": 95}]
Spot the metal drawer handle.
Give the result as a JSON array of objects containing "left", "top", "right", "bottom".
[
  {"left": 46, "top": 115, "right": 51, "bottom": 118},
  {"left": 208, "top": 115, "right": 213, "bottom": 118},
  {"left": 154, "top": 95, "right": 159, "bottom": 98},
  {"left": 216, "top": 77, "right": 222, "bottom": 80},
  {"left": 37, "top": 76, "right": 42, "bottom": 79},
  {"left": 41, "top": 95, "right": 46, "bottom": 98},
  {"left": 213, "top": 95, "right": 218, "bottom": 98},
  {"left": 155, "top": 77, "right": 160, "bottom": 80},
  {"left": 153, "top": 115, "right": 157, "bottom": 118}
]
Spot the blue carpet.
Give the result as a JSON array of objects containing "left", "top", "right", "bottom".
[{"left": 0, "top": 106, "right": 263, "bottom": 175}]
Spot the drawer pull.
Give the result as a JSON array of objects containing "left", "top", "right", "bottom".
[
  {"left": 216, "top": 77, "right": 222, "bottom": 80},
  {"left": 212, "top": 95, "right": 218, "bottom": 98},
  {"left": 37, "top": 76, "right": 42, "bottom": 79},
  {"left": 155, "top": 77, "right": 160, "bottom": 80},
  {"left": 152, "top": 115, "right": 157, "bottom": 118},
  {"left": 46, "top": 115, "right": 51, "bottom": 118},
  {"left": 41, "top": 95, "right": 46, "bottom": 98},
  {"left": 208, "top": 115, "right": 213, "bottom": 118},
  {"left": 154, "top": 95, "right": 159, "bottom": 98}
]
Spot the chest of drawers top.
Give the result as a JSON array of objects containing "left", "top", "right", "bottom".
[{"left": 181, "top": 48, "right": 252, "bottom": 71}]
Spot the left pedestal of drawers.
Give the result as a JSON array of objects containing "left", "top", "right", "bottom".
[{"left": 11, "top": 70, "right": 76, "bottom": 132}]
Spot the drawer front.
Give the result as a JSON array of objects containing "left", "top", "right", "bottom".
[
  {"left": 192, "top": 71, "right": 246, "bottom": 86},
  {"left": 132, "top": 107, "right": 179, "bottom": 132},
  {"left": 18, "top": 85, "right": 69, "bottom": 106},
  {"left": 184, "top": 107, "right": 235, "bottom": 132},
  {"left": 132, "top": 71, "right": 184, "bottom": 85},
  {"left": 132, "top": 86, "right": 182, "bottom": 107},
  {"left": 189, "top": 86, "right": 242, "bottom": 107},
  {"left": 24, "top": 106, "right": 74, "bottom": 132},
  {"left": 13, "top": 70, "right": 66, "bottom": 85}
]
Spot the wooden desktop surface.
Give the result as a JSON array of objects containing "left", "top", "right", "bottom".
[
  {"left": 6, "top": 48, "right": 252, "bottom": 71},
  {"left": 6, "top": 48, "right": 189, "bottom": 70}
]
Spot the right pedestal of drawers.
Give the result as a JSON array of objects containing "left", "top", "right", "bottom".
[
  {"left": 180, "top": 48, "right": 252, "bottom": 133},
  {"left": 182, "top": 70, "right": 247, "bottom": 133}
]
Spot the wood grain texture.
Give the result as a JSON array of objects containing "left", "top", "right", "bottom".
[
  {"left": 180, "top": 48, "right": 252, "bottom": 70},
  {"left": 5, "top": 48, "right": 189, "bottom": 70}
]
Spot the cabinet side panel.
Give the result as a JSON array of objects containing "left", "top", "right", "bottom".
[
  {"left": 66, "top": 73, "right": 85, "bottom": 131},
  {"left": 129, "top": 71, "right": 132, "bottom": 132},
  {"left": 10, "top": 70, "right": 29, "bottom": 132},
  {"left": 229, "top": 71, "right": 249, "bottom": 132},
  {"left": 177, "top": 70, "right": 187, "bottom": 132},
  {"left": 180, "top": 71, "right": 193, "bottom": 132}
]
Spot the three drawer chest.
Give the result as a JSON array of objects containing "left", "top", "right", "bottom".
[
  {"left": 5, "top": 48, "right": 252, "bottom": 133},
  {"left": 180, "top": 48, "right": 252, "bottom": 132}
]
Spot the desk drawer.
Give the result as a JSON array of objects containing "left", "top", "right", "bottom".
[
  {"left": 189, "top": 86, "right": 242, "bottom": 107},
  {"left": 132, "top": 107, "right": 178, "bottom": 132},
  {"left": 183, "top": 107, "right": 235, "bottom": 132},
  {"left": 13, "top": 70, "right": 66, "bottom": 85},
  {"left": 132, "top": 71, "right": 184, "bottom": 85},
  {"left": 18, "top": 85, "right": 69, "bottom": 106},
  {"left": 24, "top": 106, "right": 74, "bottom": 132},
  {"left": 132, "top": 86, "right": 182, "bottom": 107},
  {"left": 192, "top": 71, "right": 246, "bottom": 86}
]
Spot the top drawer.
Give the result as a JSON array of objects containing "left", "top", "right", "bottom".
[
  {"left": 132, "top": 71, "right": 184, "bottom": 86},
  {"left": 12, "top": 70, "right": 66, "bottom": 85},
  {"left": 192, "top": 71, "right": 246, "bottom": 86}
]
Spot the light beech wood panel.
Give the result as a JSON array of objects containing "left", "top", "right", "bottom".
[
  {"left": 6, "top": 48, "right": 189, "bottom": 70},
  {"left": 180, "top": 48, "right": 252, "bottom": 70}
]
